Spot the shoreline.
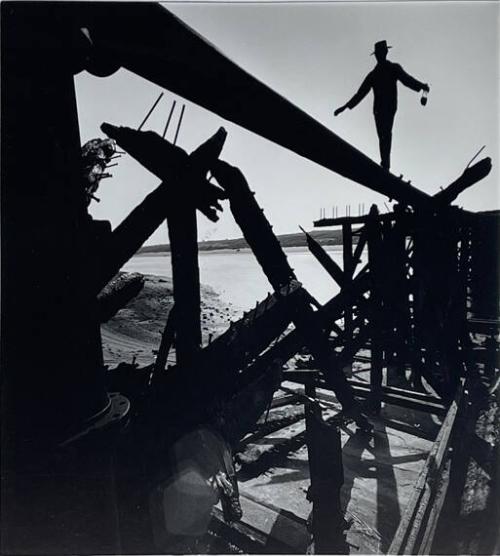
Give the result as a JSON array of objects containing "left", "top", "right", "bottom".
[
  {"left": 134, "top": 244, "right": 344, "bottom": 257},
  {"left": 101, "top": 273, "right": 239, "bottom": 368},
  {"left": 137, "top": 229, "right": 348, "bottom": 256}
]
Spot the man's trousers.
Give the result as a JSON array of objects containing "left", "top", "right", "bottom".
[{"left": 374, "top": 109, "right": 396, "bottom": 170}]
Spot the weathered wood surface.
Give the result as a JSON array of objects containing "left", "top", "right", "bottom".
[
  {"left": 388, "top": 378, "right": 465, "bottom": 554},
  {"left": 97, "top": 273, "right": 145, "bottom": 323},
  {"left": 153, "top": 287, "right": 296, "bottom": 421},
  {"left": 212, "top": 161, "right": 368, "bottom": 418},
  {"left": 236, "top": 274, "right": 371, "bottom": 394},
  {"left": 433, "top": 158, "right": 492, "bottom": 206}
]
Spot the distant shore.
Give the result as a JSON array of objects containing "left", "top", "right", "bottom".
[
  {"left": 134, "top": 244, "right": 344, "bottom": 257},
  {"left": 138, "top": 228, "right": 348, "bottom": 255},
  {"left": 101, "top": 273, "right": 239, "bottom": 368}
]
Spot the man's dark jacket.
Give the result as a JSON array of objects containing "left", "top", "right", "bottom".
[{"left": 346, "top": 60, "right": 426, "bottom": 115}]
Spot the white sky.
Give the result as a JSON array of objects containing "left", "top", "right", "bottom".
[{"left": 75, "top": 1, "right": 499, "bottom": 245}]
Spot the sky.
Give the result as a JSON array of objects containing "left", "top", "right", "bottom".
[{"left": 74, "top": 1, "right": 499, "bottom": 245}]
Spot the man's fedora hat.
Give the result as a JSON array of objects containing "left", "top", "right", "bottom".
[{"left": 371, "top": 40, "right": 392, "bottom": 55}]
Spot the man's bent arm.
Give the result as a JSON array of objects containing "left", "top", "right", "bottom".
[{"left": 396, "top": 64, "right": 428, "bottom": 92}]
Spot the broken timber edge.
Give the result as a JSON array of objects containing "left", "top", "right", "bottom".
[
  {"left": 209, "top": 492, "right": 308, "bottom": 554},
  {"left": 387, "top": 377, "right": 466, "bottom": 555}
]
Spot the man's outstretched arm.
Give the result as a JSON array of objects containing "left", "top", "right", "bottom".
[
  {"left": 335, "top": 73, "right": 372, "bottom": 116},
  {"left": 396, "top": 64, "right": 429, "bottom": 92}
]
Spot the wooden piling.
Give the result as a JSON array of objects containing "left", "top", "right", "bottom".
[
  {"left": 367, "top": 205, "right": 384, "bottom": 413},
  {"left": 392, "top": 212, "right": 412, "bottom": 369},
  {"left": 167, "top": 204, "right": 201, "bottom": 367},
  {"left": 304, "top": 381, "right": 346, "bottom": 554},
  {"left": 380, "top": 213, "right": 411, "bottom": 383},
  {"left": 342, "top": 222, "right": 354, "bottom": 377}
]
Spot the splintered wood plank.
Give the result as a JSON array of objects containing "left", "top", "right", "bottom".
[{"left": 212, "top": 493, "right": 309, "bottom": 553}]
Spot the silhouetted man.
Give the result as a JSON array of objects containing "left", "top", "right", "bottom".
[{"left": 335, "top": 40, "right": 429, "bottom": 170}]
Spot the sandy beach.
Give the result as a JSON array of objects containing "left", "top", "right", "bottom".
[{"left": 101, "top": 273, "right": 240, "bottom": 367}]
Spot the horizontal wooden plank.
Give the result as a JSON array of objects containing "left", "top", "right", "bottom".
[
  {"left": 271, "top": 393, "right": 302, "bottom": 409},
  {"left": 210, "top": 492, "right": 308, "bottom": 553},
  {"left": 314, "top": 212, "right": 401, "bottom": 228},
  {"left": 348, "top": 379, "right": 446, "bottom": 407},
  {"left": 284, "top": 373, "right": 446, "bottom": 414}
]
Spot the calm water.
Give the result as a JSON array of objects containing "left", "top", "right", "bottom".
[{"left": 123, "top": 246, "right": 363, "bottom": 312}]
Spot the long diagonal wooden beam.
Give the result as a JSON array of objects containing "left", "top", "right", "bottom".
[{"left": 64, "top": 2, "right": 487, "bottom": 210}]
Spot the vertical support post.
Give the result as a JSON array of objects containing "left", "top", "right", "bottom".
[
  {"left": 305, "top": 380, "right": 346, "bottom": 554},
  {"left": 383, "top": 209, "right": 412, "bottom": 387},
  {"left": 415, "top": 210, "right": 460, "bottom": 398},
  {"left": 367, "top": 205, "right": 384, "bottom": 413},
  {"left": 167, "top": 204, "right": 201, "bottom": 367},
  {"left": 394, "top": 212, "right": 411, "bottom": 369},
  {"left": 379, "top": 214, "right": 406, "bottom": 385},
  {"left": 440, "top": 214, "right": 460, "bottom": 392},
  {"left": 2, "top": 7, "right": 118, "bottom": 554},
  {"left": 408, "top": 214, "right": 422, "bottom": 389},
  {"left": 342, "top": 222, "right": 354, "bottom": 377},
  {"left": 459, "top": 224, "right": 471, "bottom": 323}
]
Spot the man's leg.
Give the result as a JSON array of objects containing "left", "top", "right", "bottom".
[{"left": 374, "top": 111, "right": 395, "bottom": 170}]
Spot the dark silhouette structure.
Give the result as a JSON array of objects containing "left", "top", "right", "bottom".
[
  {"left": 335, "top": 40, "right": 429, "bottom": 170},
  {"left": 1, "top": 3, "right": 496, "bottom": 554}
]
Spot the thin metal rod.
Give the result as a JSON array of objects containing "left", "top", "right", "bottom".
[
  {"left": 137, "top": 91, "right": 164, "bottom": 131},
  {"left": 466, "top": 145, "right": 486, "bottom": 170},
  {"left": 162, "top": 99, "right": 177, "bottom": 139},
  {"left": 173, "top": 104, "right": 186, "bottom": 146}
]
